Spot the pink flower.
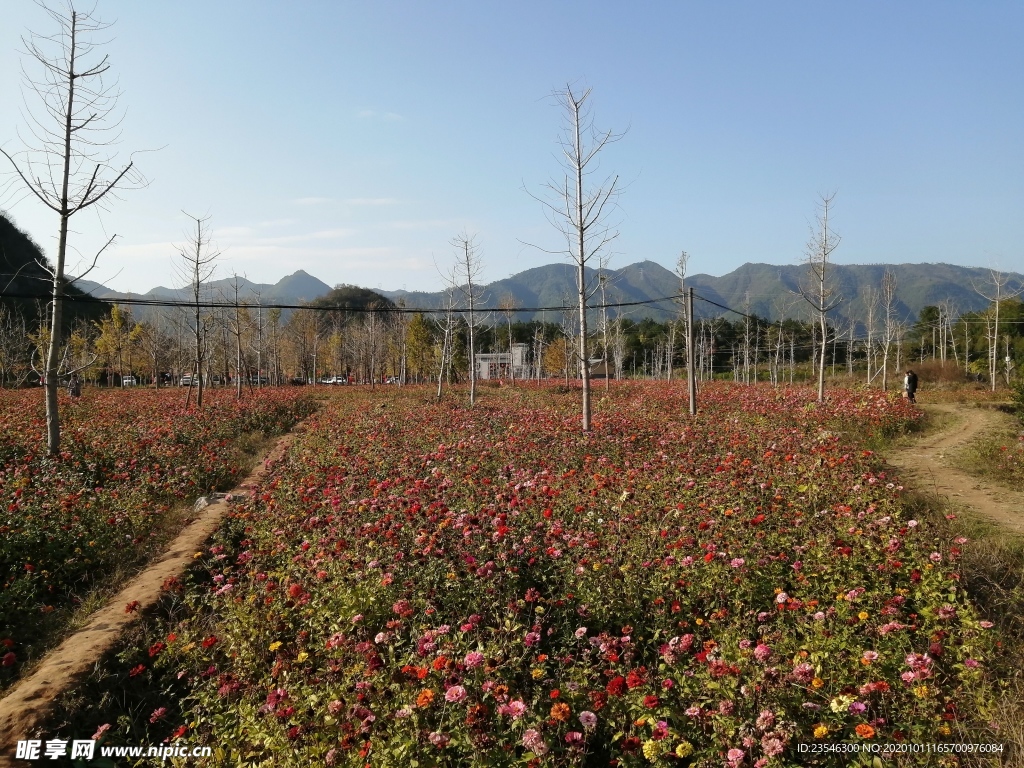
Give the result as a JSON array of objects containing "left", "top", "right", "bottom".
[
  {"left": 500, "top": 699, "right": 527, "bottom": 719},
  {"left": 761, "top": 736, "right": 785, "bottom": 757},
  {"left": 149, "top": 707, "right": 168, "bottom": 723},
  {"left": 444, "top": 685, "right": 467, "bottom": 703},
  {"left": 464, "top": 651, "right": 484, "bottom": 668},
  {"left": 579, "top": 710, "right": 597, "bottom": 730},
  {"left": 524, "top": 632, "right": 541, "bottom": 647},
  {"left": 730, "top": 558, "right": 745, "bottom": 568},
  {"left": 575, "top": 627, "right": 588, "bottom": 639},
  {"left": 727, "top": 747, "right": 746, "bottom": 765},
  {"left": 862, "top": 651, "right": 879, "bottom": 663},
  {"left": 522, "top": 729, "right": 548, "bottom": 756},
  {"left": 564, "top": 731, "right": 584, "bottom": 745},
  {"left": 754, "top": 643, "right": 772, "bottom": 662},
  {"left": 91, "top": 724, "right": 111, "bottom": 741},
  {"left": 428, "top": 731, "right": 450, "bottom": 748}
]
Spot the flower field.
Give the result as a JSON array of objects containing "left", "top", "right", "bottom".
[
  {"left": 55, "top": 383, "right": 1004, "bottom": 766},
  {"left": 0, "top": 387, "right": 316, "bottom": 686}
]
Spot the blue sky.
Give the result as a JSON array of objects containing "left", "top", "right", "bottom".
[{"left": 1, "top": 1, "right": 1022, "bottom": 293}]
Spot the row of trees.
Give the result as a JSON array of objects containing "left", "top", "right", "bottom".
[{"left": 7, "top": 289, "right": 1019, "bottom": 393}]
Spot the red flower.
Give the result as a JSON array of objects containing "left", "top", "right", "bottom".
[
  {"left": 606, "top": 676, "right": 627, "bottom": 697},
  {"left": 148, "top": 642, "right": 166, "bottom": 657},
  {"left": 643, "top": 695, "right": 659, "bottom": 708},
  {"left": 626, "top": 667, "right": 647, "bottom": 689},
  {"left": 1, "top": 652, "right": 16, "bottom": 667},
  {"left": 124, "top": 600, "right": 141, "bottom": 614},
  {"left": 288, "top": 583, "right": 304, "bottom": 598},
  {"left": 129, "top": 664, "right": 146, "bottom": 677},
  {"left": 202, "top": 636, "right": 218, "bottom": 649}
]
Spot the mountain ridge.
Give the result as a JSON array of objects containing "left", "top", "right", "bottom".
[{"left": 71, "top": 260, "right": 1024, "bottom": 326}]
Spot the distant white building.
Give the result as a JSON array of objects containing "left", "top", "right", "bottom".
[{"left": 475, "top": 343, "right": 529, "bottom": 380}]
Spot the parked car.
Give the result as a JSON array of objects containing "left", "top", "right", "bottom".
[
  {"left": 121, "top": 376, "right": 137, "bottom": 386},
  {"left": 179, "top": 374, "right": 202, "bottom": 387}
]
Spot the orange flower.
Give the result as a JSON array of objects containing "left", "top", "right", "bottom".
[
  {"left": 550, "top": 702, "right": 570, "bottom": 722},
  {"left": 855, "top": 723, "right": 875, "bottom": 739},
  {"left": 416, "top": 689, "right": 435, "bottom": 708}
]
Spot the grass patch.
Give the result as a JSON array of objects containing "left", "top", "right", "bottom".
[{"left": 947, "top": 408, "right": 1024, "bottom": 489}]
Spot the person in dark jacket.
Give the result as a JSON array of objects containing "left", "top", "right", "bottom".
[{"left": 903, "top": 369, "right": 918, "bottom": 403}]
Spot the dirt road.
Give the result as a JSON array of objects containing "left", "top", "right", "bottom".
[
  {"left": 0, "top": 429, "right": 299, "bottom": 764},
  {"left": 884, "top": 403, "right": 1024, "bottom": 533}
]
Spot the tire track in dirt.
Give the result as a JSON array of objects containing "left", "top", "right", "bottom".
[
  {"left": 884, "top": 403, "right": 1024, "bottom": 534},
  {"left": 0, "top": 427, "right": 302, "bottom": 762}
]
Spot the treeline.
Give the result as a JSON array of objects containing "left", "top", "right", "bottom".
[{"left": 2, "top": 293, "right": 1022, "bottom": 390}]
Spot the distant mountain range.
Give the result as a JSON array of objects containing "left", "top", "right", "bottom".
[
  {"left": 379, "top": 260, "right": 1024, "bottom": 327},
  {"left": 76, "top": 270, "right": 333, "bottom": 308},
  {"left": 65, "top": 261, "right": 1024, "bottom": 327}
]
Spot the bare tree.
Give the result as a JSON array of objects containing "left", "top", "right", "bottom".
[
  {"left": 527, "top": 84, "right": 623, "bottom": 431},
  {"left": 797, "top": 193, "right": 842, "bottom": 402},
  {"left": 498, "top": 293, "right": 519, "bottom": 385},
  {"left": 1, "top": 2, "right": 145, "bottom": 454},
  {"left": 451, "top": 232, "right": 485, "bottom": 406},
  {"left": 971, "top": 268, "right": 1023, "bottom": 392},
  {"left": 880, "top": 269, "right": 897, "bottom": 391},
  {"left": 175, "top": 213, "right": 218, "bottom": 408}
]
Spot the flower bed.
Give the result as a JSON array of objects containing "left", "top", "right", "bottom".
[
  {"left": 62, "top": 383, "right": 1000, "bottom": 766},
  {"left": 0, "top": 387, "right": 316, "bottom": 685}
]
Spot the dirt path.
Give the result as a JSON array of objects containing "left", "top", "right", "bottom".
[
  {"left": 884, "top": 403, "right": 1024, "bottom": 533},
  {"left": 0, "top": 428, "right": 300, "bottom": 762}
]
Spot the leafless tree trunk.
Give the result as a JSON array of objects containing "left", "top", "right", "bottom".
[
  {"left": 972, "top": 269, "right": 1022, "bottom": 391},
  {"left": 2, "top": 3, "right": 144, "bottom": 454},
  {"left": 527, "top": 84, "right": 622, "bottom": 431},
  {"left": 863, "top": 285, "right": 879, "bottom": 385},
  {"left": 880, "top": 269, "right": 897, "bottom": 391},
  {"left": 498, "top": 294, "right": 518, "bottom": 385},
  {"left": 797, "top": 193, "right": 841, "bottom": 402},
  {"left": 451, "top": 232, "right": 485, "bottom": 406},
  {"left": 176, "top": 214, "right": 218, "bottom": 409}
]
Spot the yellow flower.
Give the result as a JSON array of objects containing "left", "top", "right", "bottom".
[
  {"left": 592, "top": 563, "right": 602, "bottom": 571},
  {"left": 531, "top": 668, "right": 545, "bottom": 680},
  {"left": 296, "top": 651, "right": 308, "bottom": 663},
  {"left": 938, "top": 724, "right": 951, "bottom": 736},
  {"left": 675, "top": 742, "right": 693, "bottom": 758},
  {"left": 811, "top": 677, "right": 825, "bottom": 689},
  {"left": 695, "top": 618, "right": 704, "bottom": 625},
  {"left": 193, "top": 551, "right": 204, "bottom": 559},
  {"left": 814, "top": 724, "right": 829, "bottom": 739},
  {"left": 914, "top": 685, "right": 929, "bottom": 698},
  {"left": 269, "top": 641, "right": 282, "bottom": 651},
  {"left": 858, "top": 611, "right": 869, "bottom": 620},
  {"left": 642, "top": 740, "right": 662, "bottom": 760}
]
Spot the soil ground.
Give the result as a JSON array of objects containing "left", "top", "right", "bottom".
[
  {"left": 0, "top": 429, "right": 300, "bottom": 765},
  {"left": 883, "top": 403, "right": 1024, "bottom": 534}
]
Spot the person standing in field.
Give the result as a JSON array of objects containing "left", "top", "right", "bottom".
[{"left": 903, "top": 369, "right": 918, "bottom": 403}]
